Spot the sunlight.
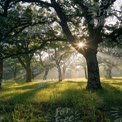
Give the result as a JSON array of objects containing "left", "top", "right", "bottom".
[{"left": 77, "top": 42, "right": 85, "bottom": 48}]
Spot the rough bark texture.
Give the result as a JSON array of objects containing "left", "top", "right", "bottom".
[
  {"left": 0, "top": 59, "right": 3, "bottom": 89},
  {"left": 85, "top": 49, "right": 102, "bottom": 90}
]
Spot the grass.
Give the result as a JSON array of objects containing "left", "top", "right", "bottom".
[{"left": 0, "top": 77, "right": 122, "bottom": 122}]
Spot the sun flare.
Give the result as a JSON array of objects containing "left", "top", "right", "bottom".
[{"left": 78, "top": 42, "right": 85, "bottom": 48}]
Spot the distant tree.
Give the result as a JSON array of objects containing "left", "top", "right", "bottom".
[
  {"left": 98, "top": 46, "right": 122, "bottom": 79},
  {"left": 0, "top": 4, "right": 56, "bottom": 84},
  {"left": 34, "top": 50, "right": 55, "bottom": 80},
  {"left": 79, "top": 56, "right": 88, "bottom": 79},
  {"left": 0, "top": 4, "right": 47, "bottom": 86},
  {"left": 61, "top": 53, "right": 76, "bottom": 79},
  {"left": 48, "top": 42, "right": 73, "bottom": 81},
  {"left": 3, "top": 58, "right": 22, "bottom": 80},
  {"left": 13, "top": 26, "right": 46, "bottom": 82}
]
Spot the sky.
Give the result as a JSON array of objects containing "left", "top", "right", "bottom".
[
  {"left": 113, "top": 0, "right": 122, "bottom": 10},
  {"left": 104, "top": 0, "right": 122, "bottom": 24}
]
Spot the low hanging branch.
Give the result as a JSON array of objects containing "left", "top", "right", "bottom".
[
  {"left": 1, "top": 37, "right": 67, "bottom": 60},
  {"left": 1, "top": 40, "right": 47, "bottom": 60}
]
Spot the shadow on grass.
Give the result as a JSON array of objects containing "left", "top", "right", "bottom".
[
  {"left": 96, "top": 83, "right": 122, "bottom": 108},
  {"left": 0, "top": 81, "right": 52, "bottom": 105},
  {"left": 49, "top": 82, "right": 122, "bottom": 121},
  {"left": 0, "top": 81, "right": 122, "bottom": 122},
  {"left": 65, "top": 80, "right": 86, "bottom": 84}
]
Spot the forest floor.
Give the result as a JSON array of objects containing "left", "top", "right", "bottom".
[{"left": 0, "top": 77, "right": 122, "bottom": 122}]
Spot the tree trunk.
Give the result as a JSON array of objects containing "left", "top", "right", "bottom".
[
  {"left": 84, "top": 66, "right": 88, "bottom": 79},
  {"left": 85, "top": 49, "right": 102, "bottom": 90},
  {"left": 0, "top": 59, "right": 3, "bottom": 89},
  {"left": 57, "top": 65, "right": 62, "bottom": 82},
  {"left": 62, "top": 66, "right": 66, "bottom": 80},
  {"left": 18, "top": 56, "right": 32, "bottom": 82},
  {"left": 43, "top": 69, "right": 49, "bottom": 80},
  {"left": 26, "top": 66, "right": 32, "bottom": 82},
  {"left": 105, "top": 66, "right": 112, "bottom": 79}
]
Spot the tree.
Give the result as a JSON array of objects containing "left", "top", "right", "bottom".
[
  {"left": 34, "top": 50, "right": 55, "bottom": 80},
  {"left": 0, "top": 4, "right": 42, "bottom": 87},
  {"left": 13, "top": 26, "right": 46, "bottom": 82},
  {"left": 3, "top": 58, "right": 22, "bottom": 80},
  {"left": 0, "top": 0, "right": 122, "bottom": 90},
  {"left": 0, "top": 4, "right": 55, "bottom": 84},
  {"left": 47, "top": 42, "right": 73, "bottom": 81},
  {"left": 98, "top": 46, "right": 122, "bottom": 79},
  {"left": 61, "top": 54, "right": 76, "bottom": 80},
  {"left": 75, "top": 53, "right": 88, "bottom": 79}
]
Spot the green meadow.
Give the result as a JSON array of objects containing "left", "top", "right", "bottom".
[{"left": 0, "top": 78, "right": 122, "bottom": 122}]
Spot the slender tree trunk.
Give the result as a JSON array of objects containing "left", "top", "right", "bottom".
[
  {"left": 105, "top": 66, "right": 112, "bottom": 79},
  {"left": 62, "top": 66, "right": 66, "bottom": 80},
  {"left": 85, "top": 49, "right": 102, "bottom": 90},
  {"left": 84, "top": 66, "right": 88, "bottom": 79},
  {"left": 0, "top": 59, "right": 3, "bottom": 89},
  {"left": 43, "top": 69, "right": 49, "bottom": 80},
  {"left": 57, "top": 65, "right": 62, "bottom": 82}
]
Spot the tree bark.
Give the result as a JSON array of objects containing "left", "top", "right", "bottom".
[
  {"left": 85, "top": 49, "right": 102, "bottom": 90},
  {"left": 0, "top": 59, "right": 3, "bottom": 89}
]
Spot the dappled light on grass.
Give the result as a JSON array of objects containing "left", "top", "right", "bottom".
[{"left": 0, "top": 78, "right": 122, "bottom": 121}]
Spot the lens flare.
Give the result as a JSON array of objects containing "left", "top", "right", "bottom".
[{"left": 78, "top": 42, "right": 85, "bottom": 48}]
